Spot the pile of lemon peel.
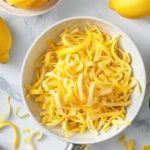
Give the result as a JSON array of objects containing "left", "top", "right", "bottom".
[
  {"left": 6, "top": 0, "right": 48, "bottom": 9},
  {"left": 14, "top": 106, "right": 29, "bottom": 118},
  {"left": 23, "top": 131, "right": 43, "bottom": 150},
  {"left": 25, "top": 25, "right": 140, "bottom": 137}
]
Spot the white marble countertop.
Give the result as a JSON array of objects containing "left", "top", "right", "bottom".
[{"left": 0, "top": 0, "right": 150, "bottom": 150}]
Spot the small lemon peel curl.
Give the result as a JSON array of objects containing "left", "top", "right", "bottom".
[
  {"left": 23, "top": 131, "right": 43, "bottom": 150},
  {"left": 14, "top": 106, "right": 29, "bottom": 118},
  {"left": 0, "top": 121, "right": 19, "bottom": 150}
]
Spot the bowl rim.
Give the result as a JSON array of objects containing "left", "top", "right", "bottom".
[
  {"left": 0, "top": 0, "right": 61, "bottom": 17},
  {"left": 20, "top": 16, "right": 147, "bottom": 144}
]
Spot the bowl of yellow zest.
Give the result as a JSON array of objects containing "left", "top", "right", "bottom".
[
  {"left": 21, "top": 17, "right": 146, "bottom": 145},
  {"left": 0, "top": 0, "right": 60, "bottom": 17}
]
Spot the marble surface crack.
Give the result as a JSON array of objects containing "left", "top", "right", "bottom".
[{"left": 0, "top": 76, "right": 22, "bottom": 102}]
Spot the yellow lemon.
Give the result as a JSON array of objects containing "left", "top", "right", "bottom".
[
  {"left": 28, "top": 0, "right": 48, "bottom": 9},
  {"left": 109, "top": 0, "right": 150, "bottom": 19},
  {"left": 0, "top": 17, "right": 12, "bottom": 64},
  {"left": 13, "top": 0, "right": 36, "bottom": 8}
]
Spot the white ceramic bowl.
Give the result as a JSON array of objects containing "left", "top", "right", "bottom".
[
  {"left": 0, "top": 0, "right": 60, "bottom": 17},
  {"left": 21, "top": 17, "right": 146, "bottom": 145}
]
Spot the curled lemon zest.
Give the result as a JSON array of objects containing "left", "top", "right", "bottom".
[
  {"left": 118, "top": 134, "right": 134, "bottom": 150},
  {"left": 0, "top": 121, "right": 19, "bottom": 150},
  {"left": 0, "top": 96, "right": 11, "bottom": 122},
  {"left": 23, "top": 128, "right": 31, "bottom": 133},
  {"left": 23, "top": 131, "right": 43, "bottom": 150},
  {"left": 118, "top": 135, "right": 150, "bottom": 150},
  {"left": 14, "top": 106, "right": 29, "bottom": 118},
  {"left": 118, "top": 134, "right": 127, "bottom": 149}
]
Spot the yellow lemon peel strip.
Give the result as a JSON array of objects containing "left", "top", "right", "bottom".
[
  {"left": 119, "top": 135, "right": 150, "bottom": 150},
  {"left": 118, "top": 134, "right": 134, "bottom": 150},
  {"left": 85, "top": 145, "right": 90, "bottom": 150},
  {"left": 0, "top": 121, "right": 19, "bottom": 150},
  {"left": 0, "top": 96, "right": 11, "bottom": 122},
  {"left": 23, "top": 131, "right": 43, "bottom": 150},
  {"left": 23, "top": 128, "right": 31, "bottom": 133},
  {"left": 14, "top": 106, "right": 29, "bottom": 118},
  {"left": 127, "top": 140, "right": 134, "bottom": 150},
  {"left": 118, "top": 134, "right": 127, "bottom": 148},
  {"left": 25, "top": 25, "right": 140, "bottom": 137}
]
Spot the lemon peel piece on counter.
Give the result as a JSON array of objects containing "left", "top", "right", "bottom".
[
  {"left": 23, "top": 131, "right": 43, "bottom": 150},
  {"left": 25, "top": 25, "right": 140, "bottom": 137},
  {"left": 14, "top": 106, "right": 29, "bottom": 118},
  {"left": 127, "top": 140, "right": 134, "bottom": 150},
  {"left": 85, "top": 145, "right": 90, "bottom": 150},
  {"left": 118, "top": 135, "right": 150, "bottom": 150},
  {"left": 0, "top": 96, "right": 11, "bottom": 122},
  {"left": 118, "top": 134, "right": 127, "bottom": 148},
  {"left": 118, "top": 134, "right": 134, "bottom": 150},
  {"left": 23, "top": 128, "right": 31, "bottom": 133},
  {"left": 0, "top": 121, "right": 19, "bottom": 150},
  {"left": 0, "top": 17, "right": 12, "bottom": 64}
]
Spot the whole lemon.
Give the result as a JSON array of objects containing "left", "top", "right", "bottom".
[
  {"left": 109, "top": 0, "right": 150, "bottom": 19},
  {"left": 0, "top": 17, "right": 12, "bottom": 64}
]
